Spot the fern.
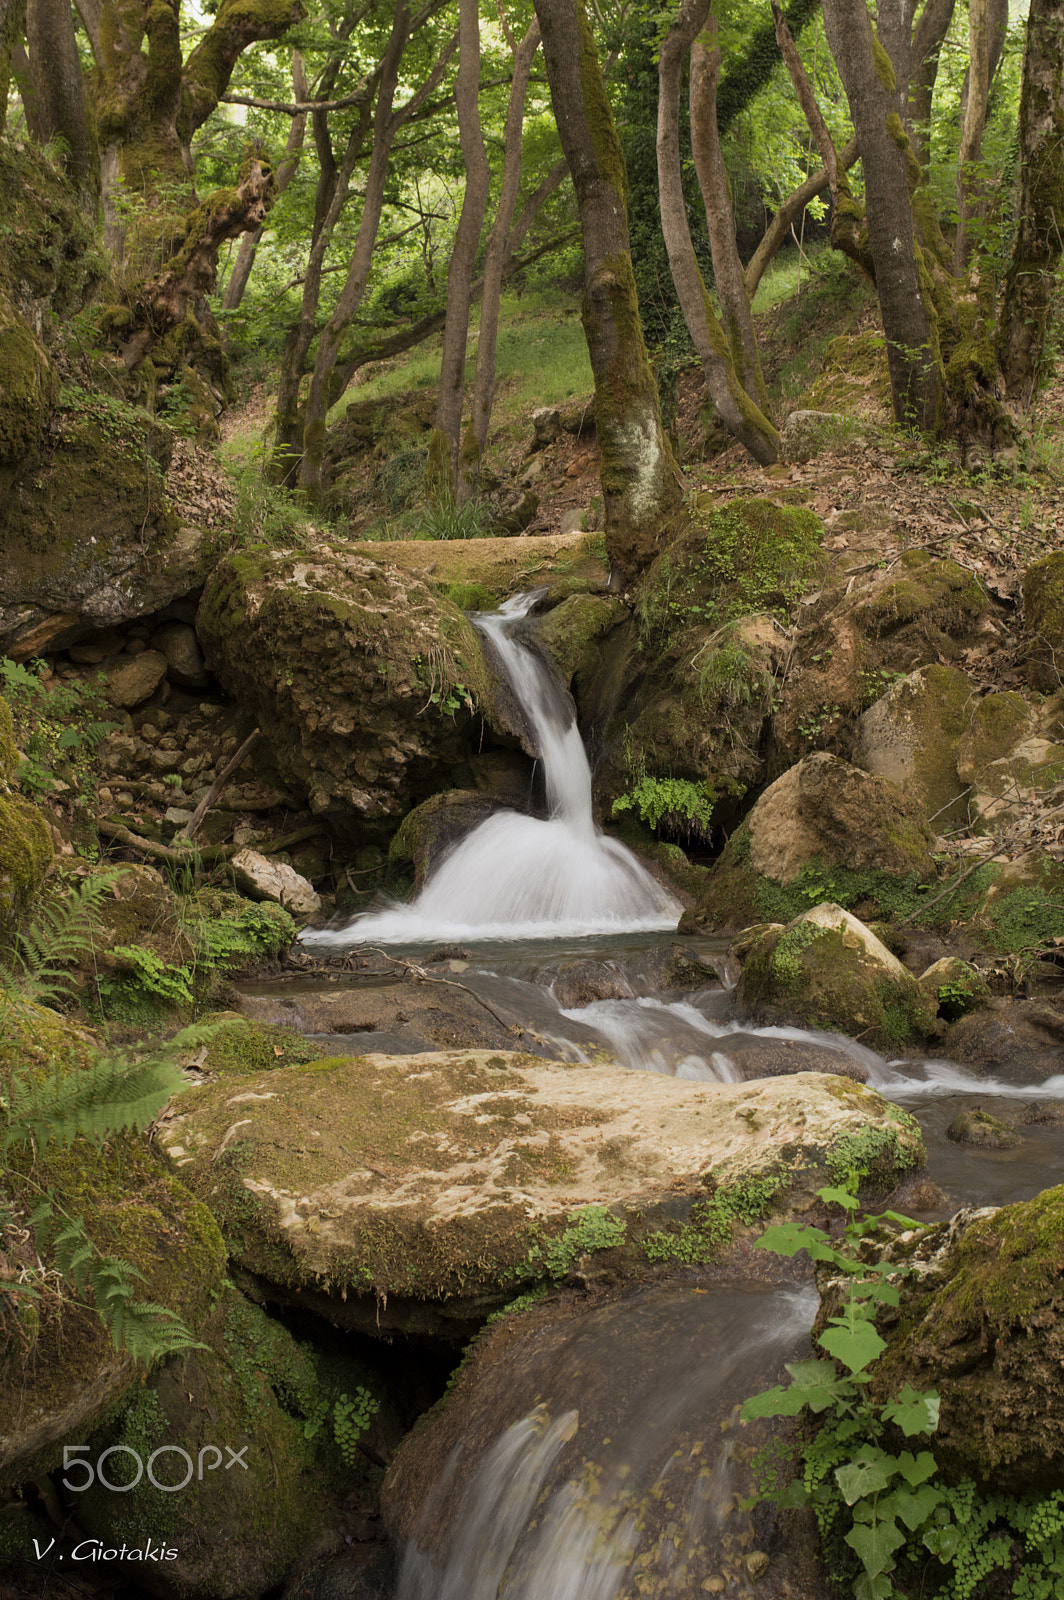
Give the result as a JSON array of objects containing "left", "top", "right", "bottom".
[
  {"left": 3, "top": 1047, "right": 185, "bottom": 1154},
  {"left": 3, "top": 870, "right": 116, "bottom": 1009}
]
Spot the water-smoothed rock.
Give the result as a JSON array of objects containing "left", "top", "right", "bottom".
[
  {"left": 946, "top": 1107, "right": 1021, "bottom": 1148},
  {"left": 231, "top": 848, "right": 321, "bottom": 919},
  {"left": 382, "top": 1280, "right": 829, "bottom": 1600},
  {"left": 196, "top": 544, "right": 503, "bottom": 841},
  {"left": 935, "top": 998, "right": 1064, "bottom": 1083},
  {"left": 387, "top": 789, "right": 500, "bottom": 889},
  {"left": 918, "top": 956, "right": 991, "bottom": 1021},
  {"left": 158, "top": 1049, "right": 922, "bottom": 1340},
  {"left": 1023, "top": 551, "right": 1064, "bottom": 692},
  {"left": 844, "top": 1186, "right": 1064, "bottom": 1491},
  {"left": 735, "top": 903, "right": 938, "bottom": 1050}
]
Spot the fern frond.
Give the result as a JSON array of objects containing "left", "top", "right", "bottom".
[
  {"left": 90, "top": 1260, "right": 208, "bottom": 1364},
  {"left": 11, "top": 871, "right": 117, "bottom": 1008},
  {"left": 5, "top": 1050, "right": 184, "bottom": 1155}
]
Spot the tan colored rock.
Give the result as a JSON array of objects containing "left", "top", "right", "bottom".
[
  {"left": 158, "top": 1049, "right": 923, "bottom": 1337},
  {"left": 102, "top": 649, "right": 168, "bottom": 708},
  {"left": 231, "top": 848, "right": 321, "bottom": 918},
  {"left": 853, "top": 664, "right": 976, "bottom": 829},
  {"left": 746, "top": 752, "right": 936, "bottom": 883}
]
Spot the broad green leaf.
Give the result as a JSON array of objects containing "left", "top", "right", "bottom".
[
  {"left": 923, "top": 1522, "right": 960, "bottom": 1561},
  {"left": 816, "top": 1184, "right": 860, "bottom": 1211},
  {"left": 854, "top": 1572, "right": 895, "bottom": 1600},
  {"left": 836, "top": 1453, "right": 893, "bottom": 1505},
  {"left": 818, "top": 1318, "right": 887, "bottom": 1374},
  {"left": 882, "top": 1385, "right": 940, "bottom": 1437},
  {"left": 894, "top": 1449, "right": 939, "bottom": 1487},
  {"left": 741, "top": 1384, "right": 811, "bottom": 1420},
  {"left": 881, "top": 1484, "right": 942, "bottom": 1530},
  {"left": 845, "top": 1517, "right": 905, "bottom": 1577},
  {"left": 753, "top": 1221, "right": 834, "bottom": 1259}
]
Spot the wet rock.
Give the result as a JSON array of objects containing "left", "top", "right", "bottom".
[
  {"left": 858, "top": 1186, "right": 1064, "bottom": 1491},
  {"left": 231, "top": 848, "right": 321, "bottom": 919},
  {"left": 626, "top": 942, "right": 724, "bottom": 992},
  {"left": 721, "top": 1034, "right": 869, "bottom": 1083},
  {"left": 736, "top": 903, "right": 938, "bottom": 1050},
  {"left": 549, "top": 959, "right": 632, "bottom": 1009},
  {"left": 150, "top": 620, "right": 209, "bottom": 689},
  {"left": 946, "top": 1108, "right": 1021, "bottom": 1148},
  {"left": 101, "top": 649, "right": 169, "bottom": 708},
  {"left": 381, "top": 1282, "right": 829, "bottom": 1600},
  {"left": 745, "top": 751, "right": 936, "bottom": 883},
  {"left": 234, "top": 976, "right": 524, "bottom": 1054},
  {"left": 936, "top": 999, "right": 1064, "bottom": 1083},
  {"left": 533, "top": 593, "right": 628, "bottom": 695},
  {"left": 387, "top": 789, "right": 498, "bottom": 889},
  {"left": 158, "top": 1051, "right": 922, "bottom": 1340},
  {"left": 1023, "top": 551, "right": 1064, "bottom": 692},
  {"left": 854, "top": 663, "right": 976, "bottom": 830}
]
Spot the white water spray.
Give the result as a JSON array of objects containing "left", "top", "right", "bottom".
[{"left": 303, "top": 594, "right": 681, "bottom": 946}]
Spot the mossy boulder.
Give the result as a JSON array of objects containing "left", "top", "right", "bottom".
[
  {"left": 158, "top": 1048, "right": 922, "bottom": 1341},
  {"left": 0, "top": 292, "right": 57, "bottom": 490},
  {"left": 0, "top": 783, "right": 53, "bottom": 938},
  {"left": 852, "top": 551, "right": 989, "bottom": 651},
  {"left": 854, "top": 663, "right": 976, "bottom": 830},
  {"left": 73, "top": 1286, "right": 378, "bottom": 1600},
  {"left": 736, "top": 903, "right": 938, "bottom": 1049},
  {"left": 532, "top": 592, "right": 628, "bottom": 695},
  {"left": 744, "top": 753, "right": 936, "bottom": 884},
  {"left": 918, "top": 956, "right": 991, "bottom": 1021},
  {"left": 596, "top": 498, "right": 822, "bottom": 817},
  {"left": 955, "top": 690, "right": 1064, "bottom": 826},
  {"left": 862, "top": 1187, "right": 1064, "bottom": 1490},
  {"left": 945, "top": 1107, "right": 1020, "bottom": 1148},
  {"left": 0, "top": 997, "right": 226, "bottom": 1485},
  {"left": 1023, "top": 551, "right": 1064, "bottom": 693},
  {"left": 388, "top": 788, "right": 498, "bottom": 889},
  {"left": 196, "top": 543, "right": 499, "bottom": 842}
]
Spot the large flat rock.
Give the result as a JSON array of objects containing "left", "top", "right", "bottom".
[{"left": 159, "top": 1050, "right": 922, "bottom": 1337}]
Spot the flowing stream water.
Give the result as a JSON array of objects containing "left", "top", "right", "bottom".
[{"left": 290, "top": 597, "right": 1062, "bottom": 1599}]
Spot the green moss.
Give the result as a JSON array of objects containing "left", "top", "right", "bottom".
[
  {"left": 871, "top": 33, "right": 896, "bottom": 91},
  {"left": 641, "top": 1172, "right": 785, "bottom": 1263},
  {"left": 0, "top": 792, "right": 54, "bottom": 937},
  {"left": 201, "top": 1017, "right": 323, "bottom": 1074},
  {"left": 1023, "top": 552, "right": 1064, "bottom": 692}
]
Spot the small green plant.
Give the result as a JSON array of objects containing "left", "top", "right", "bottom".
[
  {"left": 331, "top": 1388, "right": 380, "bottom": 1467},
  {"left": 1, "top": 657, "right": 116, "bottom": 797},
  {"left": 612, "top": 775, "right": 715, "bottom": 842},
  {"left": 419, "top": 492, "right": 494, "bottom": 540},
  {"left": 742, "top": 1187, "right": 1064, "bottom": 1599},
  {"left": 429, "top": 680, "right": 474, "bottom": 716}
]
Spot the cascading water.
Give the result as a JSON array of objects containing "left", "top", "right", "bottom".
[{"left": 302, "top": 594, "right": 681, "bottom": 946}]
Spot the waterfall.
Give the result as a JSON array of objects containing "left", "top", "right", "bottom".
[{"left": 303, "top": 594, "right": 681, "bottom": 946}]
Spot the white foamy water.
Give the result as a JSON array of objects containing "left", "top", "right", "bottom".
[{"left": 302, "top": 594, "right": 681, "bottom": 949}]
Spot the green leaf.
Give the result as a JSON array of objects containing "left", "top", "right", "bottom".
[
  {"left": 836, "top": 1451, "right": 893, "bottom": 1505},
  {"left": 881, "top": 1483, "right": 943, "bottom": 1530},
  {"left": 753, "top": 1221, "right": 835, "bottom": 1260},
  {"left": 923, "top": 1522, "right": 960, "bottom": 1561},
  {"left": 894, "top": 1449, "right": 939, "bottom": 1487},
  {"left": 816, "top": 1183, "right": 860, "bottom": 1211},
  {"left": 882, "top": 1385, "right": 940, "bottom": 1437},
  {"left": 818, "top": 1317, "right": 887, "bottom": 1374},
  {"left": 741, "top": 1383, "right": 813, "bottom": 1419},
  {"left": 845, "top": 1516, "right": 905, "bottom": 1577}
]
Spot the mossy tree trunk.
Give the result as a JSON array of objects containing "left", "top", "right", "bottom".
[
  {"left": 533, "top": 0, "right": 682, "bottom": 580},
  {"left": 24, "top": 0, "right": 99, "bottom": 202},
  {"left": 996, "top": 0, "right": 1064, "bottom": 409},
  {"left": 821, "top": 0, "right": 943, "bottom": 432},
  {"left": 0, "top": 0, "right": 24, "bottom": 132},
  {"left": 221, "top": 51, "right": 307, "bottom": 320},
  {"left": 462, "top": 17, "right": 542, "bottom": 499}
]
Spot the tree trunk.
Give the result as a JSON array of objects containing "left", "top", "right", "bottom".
[
  {"left": 657, "top": 0, "right": 777, "bottom": 465},
  {"left": 533, "top": 0, "right": 682, "bottom": 580},
  {"left": 954, "top": 0, "right": 990, "bottom": 272},
  {"left": 689, "top": 15, "right": 776, "bottom": 433},
  {"left": 430, "top": 0, "right": 491, "bottom": 498},
  {"left": 298, "top": 16, "right": 457, "bottom": 500},
  {"left": 908, "top": 0, "right": 956, "bottom": 174},
  {"left": 0, "top": 0, "right": 25, "bottom": 134},
  {"left": 820, "top": 0, "right": 942, "bottom": 431},
  {"left": 743, "top": 137, "right": 858, "bottom": 302},
  {"left": 25, "top": 0, "right": 99, "bottom": 200},
  {"left": 463, "top": 18, "right": 541, "bottom": 495},
  {"left": 997, "top": 0, "right": 1064, "bottom": 407},
  {"left": 222, "top": 50, "right": 307, "bottom": 317}
]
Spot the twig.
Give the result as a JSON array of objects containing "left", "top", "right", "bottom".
[
  {"left": 363, "top": 947, "right": 520, "bottom": 1036},
  {"left": 176, "top": 729, "right": 262, "bottom": 841},
  {"left": 896, "top": 849, "right": 1000, "bottom": 927}
]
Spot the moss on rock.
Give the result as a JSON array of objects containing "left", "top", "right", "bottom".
[
  {"left": 854, "top": 663, "right": 976, "bottom": 830},
  {"left": 0, "top": 791, "right": 53, "bottom": 938},
  {"left": 1022, "top": 551, "right": 1064, "bottom": 693}
]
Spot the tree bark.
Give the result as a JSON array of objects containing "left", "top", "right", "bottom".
[
  {"left": 0, "top": 0, "right": 26, "bottom": 134},
  {"left": 221, "top": 50, "right": 307, "bottom": 317},
  {"left": 908, "top": 0, "right": 956, "bottom": 173},
  {"left": 954, "top": 0, "right": 990, "bottom": 272},
  {"left": 997, "top": 0, "right": 1064, "bottom": 407},
  {"left": 298, "top": 15, "right": 457, "bottom": 499},
  {"left": 657, "top": 0, "right": 777, "bottom": 465},
  {"left": 820, "top": 0, "right": 942, "bottom": 431},
  {"left": 533, "top": 0, "right": 682, "bottom": 580},
  {"left": 430, "top": 0, "right": 491, "bottom": 497},
  {"left": 463, "top": 18, "right": 541, "bottom": 494},
  {"left": 25, "top": 0, "right": 99, "bottom": 199},
  {"left": 690, "top": 15, "right": 774, "bottom": 428},
  {"left": 743, "top": 137, "right": 858, "bottom": 302}
]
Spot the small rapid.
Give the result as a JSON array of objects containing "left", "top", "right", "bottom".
[{"left": 302, "top": 594, "right": 681, "bottom": 948}]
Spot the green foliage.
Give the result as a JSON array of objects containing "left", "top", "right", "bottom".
[
  {"left": 642, "top": 1173, "right": 783, "bottom": 1263},
  {"left": 699, "top": 500, "right": 825, "bottom": 620},
  {"left": 4, "top": 871, "right": 115, "bottom": 1008},
  {"left": 527, "top": 1204, "right": 626, "bottom": 1280},
  {"left": 107, "top": 944, "right": 196, "bottom": 1006},
  {"left": 419, "top": 492, "right": 495, "bottom": 541},
  {"left": 742, "top": 1187, "right": 1064, "bottom": 1599},
  {"left": 331, "top": 1388, "right": 379, "bottom": 1467},
  {"left": 612, "top": 775, "right": 715, "bottom": 841},
  {"left": 1, "top": 657, "right": 116, "bottom": 798},
  {"left": 222, "top": 457, "right": 314, "bottom": 552}
]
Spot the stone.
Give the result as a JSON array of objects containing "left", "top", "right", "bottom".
[
  {"left": 158, "top": 1049, "right": 923, "bottom": 1340},
  {"left": 101, "top": 649, "right": 168, "bottom": 709},
  {"left": 558, "top": 506, "right": 585, "bottom": 535},
  {"left": 745, "top": 752, "right": 936, "bottom": 884},
  {"left": 485, "top": 486, "right": 539, "bottom": 535},
  {"left": 231, "top": 849, "right": 321, "bottom": 919},
  {"left": 780, "top": 409, "right": 858, "bottom": 462},
  {"left": 387, "top": 790, "right": 498, "bottom": 889},
  {"left": 68, "top": 625, "right": 122, "bottom": 664},
  {"left": 936, "top": 999, "right": 1064, "bottom": 1084},
  {"left": 1023, "top": 551, "right": 1064, "bottom": 693},
  {"left": 736, "top": 902, "right": 938, "bottom": 1049},
  {"left": 150, "top": 620, "right": 210, "bottom": 689},
  {"left": 918, "top": 956, "right": 991, "bottom": 1020},
  {"left": 858, "top": 1186, "right": 1064, "bottom": 1491},
  {"left": 533, "top": 593, "right": 628, "bottom": 695},
  {"left": 549, "top": 959, "right": 632, "bottom": 1009},
  {"left": 853, "top": 664, "right": 976, "bottom": 830},
  {"left": 531, "top": 405, "right": 562, "bottom": 447},
  {"left": 946, "top": 1107, "right": 1021, "bottom": 1148}
]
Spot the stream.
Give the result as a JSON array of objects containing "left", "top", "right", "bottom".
[{"left": 283, "top": 595, "right": 1062, "bottom": 1600}]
